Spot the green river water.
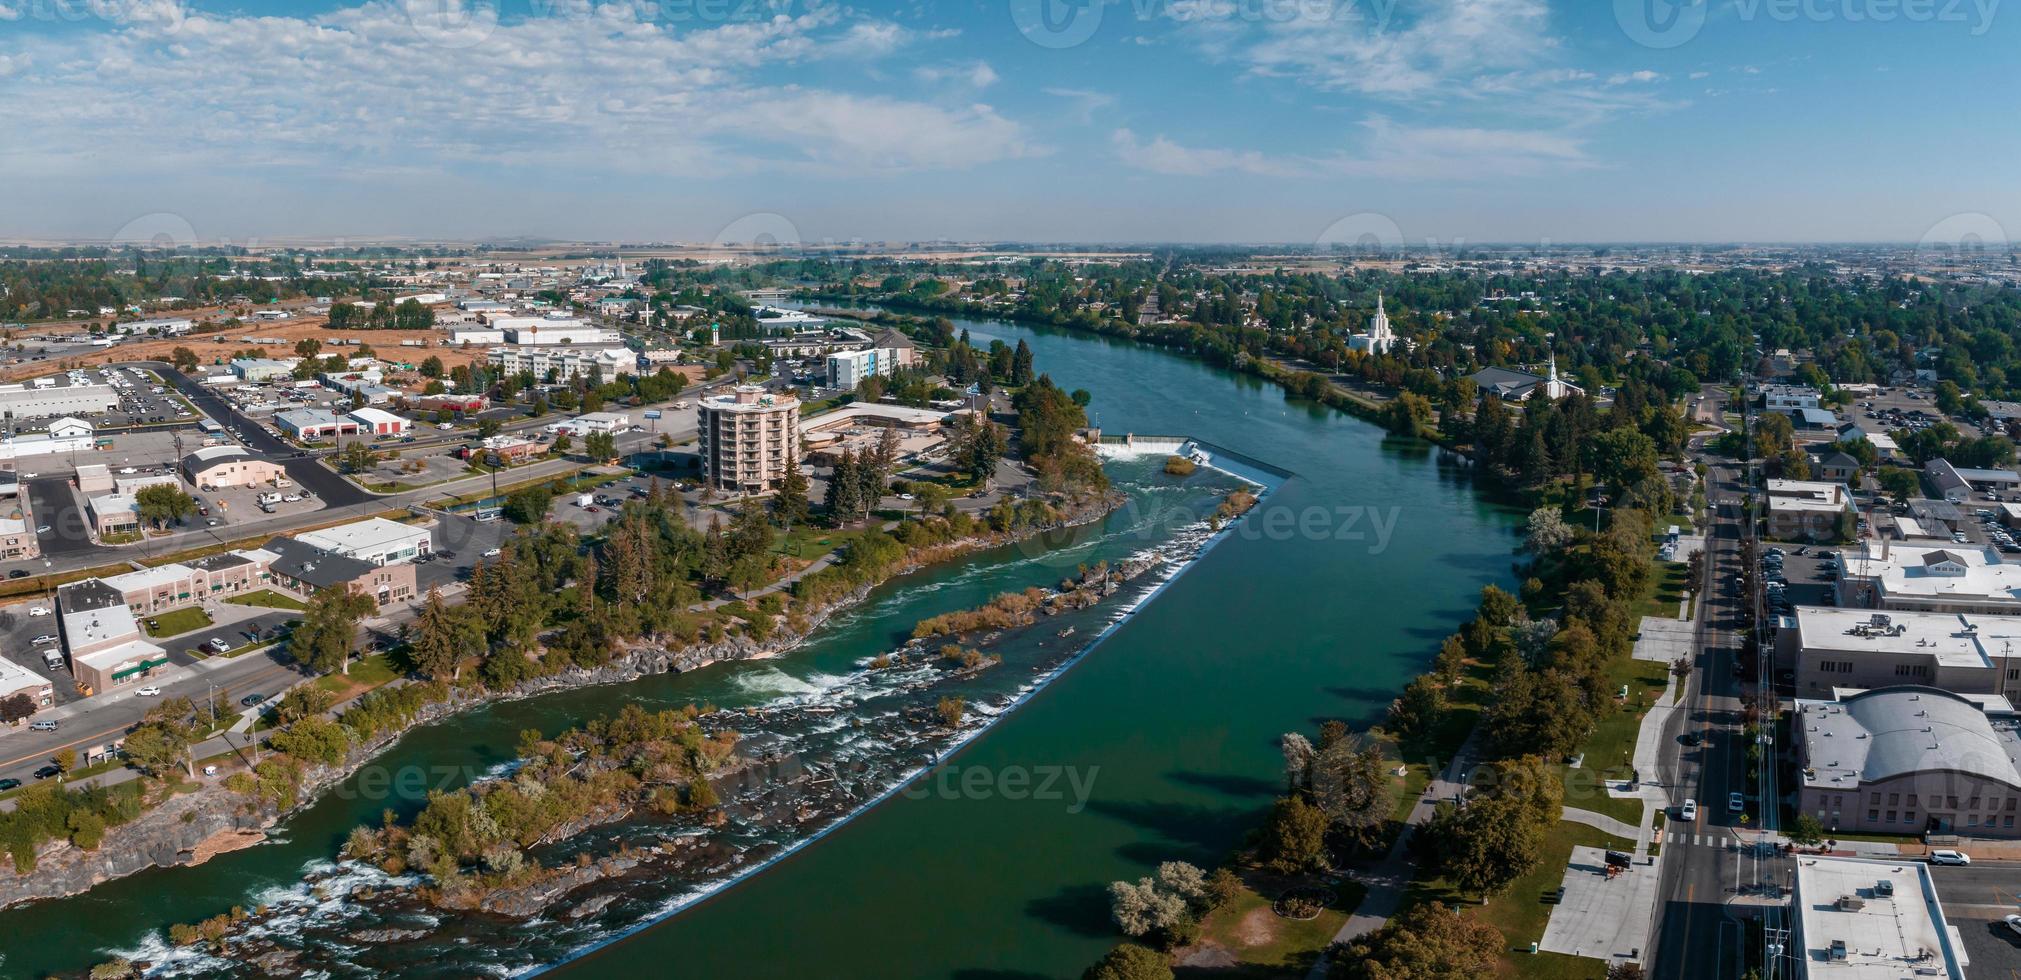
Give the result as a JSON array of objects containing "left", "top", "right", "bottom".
[{"left": 0, "top": 312, "right": 1523, "bottom": 979}]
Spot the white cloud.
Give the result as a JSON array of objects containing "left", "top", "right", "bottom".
[
  {"left": 1689, "top": 71, "right": 1711, "bottom": 80},
  {"left": 1607, "top": 70, "right": 1663, "bottom": 85},
  {"left": 914, "top": 60, "right": 999, "bottom": 88},
  {"left": 0, "top": 1, "right": 1031, "bottom": 180},
  {"left": 1220, "top": 0, "right": 1555, "bottom": 98},
  {"left": 1113, "top": 116, "right": 1592, "bottom": 181},
  {"left": 1044, "top": 87, "right": 1116, "bottom": 124}
]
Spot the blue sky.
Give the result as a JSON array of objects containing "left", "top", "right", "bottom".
[{"left": 0, "top": 0, "right": 2015, "bottom": 244}]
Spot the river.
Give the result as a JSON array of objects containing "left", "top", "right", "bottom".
[{"left": 0, "top": 310, "right": 1522, "bottom": 979}]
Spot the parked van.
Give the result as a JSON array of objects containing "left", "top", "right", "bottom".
[
  {"left": 274, "top": 478, "right": 292, "bottom": 489},
  {"left": 257, "top": 492, "right": 283, "bottom": 505},
  {"left": 42, "top": 650, "right": 65, "bottom": 670}
]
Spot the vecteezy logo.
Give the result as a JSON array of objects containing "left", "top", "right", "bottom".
[
  {"left": 404, "top": 0, "right": 499, "bottom": 50},
  {"left": 109, "top": 212, "right": 198, "bottom": 250},
  {"left": 1614, "top": 0, "right": 1708, "bottom": 49},
  {"left": 1010, "top": 0, "right": 1104, "bottom": 50}
]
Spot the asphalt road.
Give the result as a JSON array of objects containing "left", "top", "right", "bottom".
[
  {"left": 1933, "top": 863, "right": 2021, "bottom": 977},
  {"left": 1650, "top": 456, "right": 1795, "bottom": 979},
  {"left": 143, "top": 360, "right": 372, "bottom": 508}
]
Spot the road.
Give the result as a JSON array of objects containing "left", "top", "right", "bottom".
[
  {"left": 1650, "top": 386, "right": 1796, "bottom": 980},
  {"left": 1932, "top": 863, "right": 2021, "bottom": 977}
]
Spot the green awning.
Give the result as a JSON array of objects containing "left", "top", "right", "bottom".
[{"left": 111, "top": 657, "right": 169, "bottom": 681}]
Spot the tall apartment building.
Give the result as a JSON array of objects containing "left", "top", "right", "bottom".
[{"left": 697, "top": 385, "right": 801, "bottom": 494}]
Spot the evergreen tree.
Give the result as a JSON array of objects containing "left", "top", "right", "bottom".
[{"left": 772, "top": 465, "right": 810, "bottom": 530}]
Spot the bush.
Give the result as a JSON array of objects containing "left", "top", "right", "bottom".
[{"left": 1083, "top": 943, "right": 1173, "bottom": 980}]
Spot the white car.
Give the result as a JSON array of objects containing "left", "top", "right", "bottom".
[
  {"left": 1678, "top": 799, "right": 1698, "bottom": 821},
  {"left": 28, "top": 606, "right": 50, "bottom": 617},
  {"left": 2005, "top": 914, "right": 2021, "bottom": 938},
  {"left": 19, "top": 472, "right": 36, "bottom": 479},
  {"left": 1929, "top": 849, "right": 1972, "bottom": 866},
  {"left": 135, "top": 686, "right": 162, "bottom": 697},
  {"left": 482, "top": 547, "right": 502, "bottom": 558},
  {"left": 35, "top": 525, "right": 50, "bottom": 534}
]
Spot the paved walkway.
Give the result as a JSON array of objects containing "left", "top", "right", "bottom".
[
  {"left": 1540, "top": 845, "right": 1661, "bottom": 963},
  {"left": 1563, "top": 806, "right": 1643, "bottom": 842},
  {"left": 1306, "top": 737, "right": 1479, "bottom": 979}
]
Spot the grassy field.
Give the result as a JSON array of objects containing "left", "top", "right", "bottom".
[
  {"left": 226, "top": 589, "right": 308, "bottom": 611},
  {"left": 1399, "top": 820, "right": 1633, "bottom": 979},
  {"left": 143, "top": 607, "right": 214, "bottom": 638},
  {"left": 772, "top": 525, "right": 869, "bottom": 560},
  {"left": 1183, "top": 875, "right": 1369, "bottom": 979},
  {"left": 312, "top": 652, "right": 400, "bottom": 703}
]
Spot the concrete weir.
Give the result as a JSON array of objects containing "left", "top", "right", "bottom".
[{"left": 1094, "top": 433, "right": 1296, "bottom": 490}]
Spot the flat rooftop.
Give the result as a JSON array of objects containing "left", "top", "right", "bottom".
[
  {"left": 294, "top": 517, "right": 430, "bottom": 557},
  {"left": 1794, "top": 857, "right": 1965, "bottom": 979},
  {"left": 1792, "top": 606, "right": 2013, "bottom": 670},
  {"left": 1840, "top": 542, "right": 2021, "bottom": 608}
]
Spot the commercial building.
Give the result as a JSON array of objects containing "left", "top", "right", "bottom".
[
  {"left": 1795, "top": 686, "right": 2021, "bottom": 837},
  {"left": 407, "top": 394, "right": 488, "bottom": 414},
  {"left": 1789, "top": 856, "right": 1965, "bottom": 980},
  {"left": 57, "top": 578, "right": 169, "bottom": 694},
  {"left": 448, "top": 328, "right": 507, "bottom": 346},
  {"left": 1767, "top": 479, "right": 1855, "bottom": 541},
  {"left": 113, "top": 472, "right": 178, "bottom": 497},
  {"left": 262, "top": 536, "right": 417, "bottom": 607},
  {"left": 348, "top": 407, "right": 411, "bottom": 437},
  {"left": 0, "top": 655, "right": 54, "bottom": 712},
  {"left": 97, "top": 553, "right": 273, "bottom": 615},
  {"left": 546, "top": 411, "right": 629, "bottom": 435},
  {"left": 488, "top": 346, "right": 635, "bottom": 381},
  {"left": 1836, "top": 541, "right": 2021, "bottom": 615},
  {"left": 0, "top": 379, "right": 118, "bottom": 420},
  {"left": 480, "top": 435, "right": 542, "bottom": 466},
  {"left": 1763, "top": 384, "right": 1823, "bottom": 413},
  {"left": 181, "top": 445, "right": 285, "bottom": 489},
  {"left": 1777, "top": 606, "right": 2021, "bottom": 701},
  {"left": 124, "top": 317, "right": 194, "bottom": 336},
  {"left": 230, "top": 358, "right": 297, "bottom": 382},
  {"left": 87, "top": 493, "right": 141, "bottom": 537},
  {"left": 74, "top": 463, "right": 113, "bottom": 495},
  {"left": 294, "top": 517, "right": 432, "bottom": 566},
  {"left": 276, "top": 408, "right": 362, "bottom": 441},
  {"left": 1927, "top": 457, "right": 2020, "bottom": 502},
  {"left": 0, "top": 490, "right": 38, "bottom": 561},
  {"left": 697, "top": 385, "right": 801, "bottom": 494}
]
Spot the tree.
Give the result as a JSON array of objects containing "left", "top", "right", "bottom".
[
  {"left": 1788, "top": 812, "right": 1825, "bottom": 848},
  {"left": 1107, "top": 877, "right": 1189, "bottom": 938},
  {"left": 410, "top": 588, "right": 482, "bottom": 681},
  {"left": 419, "top": 355, "right": 445, "bottom": 378},
  {"left": 272, "top": 685, "right": 336, "bottom": 725},
  {"left": 291, "top": 585, "right": 376, "bottom": 675},
  {"left": 1607, "top": 964, "right": 1647, "bottom": 980},
  {"left": 1524, "top": 506, "right": 1575, "bottom": 554},
  {"left": 584, "top": 430, "right": 618, "bottom": 463},
  {"left": 1011, "top": 338, "right": 1036, "bottom": 385},
  {"left": 772, "top": 465, "right": 810, "bottom": 530},
  {"left": 1384, "top": 392, "right": 1434, "bottom": 437},
  {"left": 1310, "top": 730, "right": 1392, "bottom": 848},
  {"left": 339, "top": 440, "right": 381, "bottom": 474},
  {"left": 1333, "top": 902, "right": 1501, "bottom": 980},
  {"left": 295, "top": 337, "right": 322, "bottom": 360},
  {"left": 135, "top": 483, "right": 195, "bottom": 530},
  {"left": 825, "top": 449, "right": 864, "bottom": 523},
  {"left": 170, "top": 346, "right": 199, "bottom": 372},
  {"left": 1422, "top": 794, "right": 1545, "bottom": 897},
  {"left": 1083, "top": 944, "right": 1172, "bottom": 980},
  {"left": 0, "top": 692, "right": 34, "bottom": 724},
  {"left": 1385, "top": 674, "right": 1445, "bottom": 744},
  {"left": 52, "top": 747, "right": 77, "bottom": 777},
  {"left": 1261, "top": 794, "right": 1330, "bottom": 873}
]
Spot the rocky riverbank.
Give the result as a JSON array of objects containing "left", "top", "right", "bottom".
[{"left": 0, "top": 492, "right": 1124, "bottom": 915}]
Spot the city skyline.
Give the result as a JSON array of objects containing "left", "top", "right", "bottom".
[{"left": 0, "top": 0, "right": 2014, "bottom": 245}]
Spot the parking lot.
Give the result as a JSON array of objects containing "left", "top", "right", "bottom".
[
  {"left": 0, "top": 596, "right": 81, "bottom": 709},
  {"left": 197, "top": 481, "right": 323, "bottom": 529},
  {"left": 1934, "top": 864, "right": 2021, "bottom": 977}
]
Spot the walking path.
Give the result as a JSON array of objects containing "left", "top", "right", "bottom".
[{"left": 1305, "top": 736, "right": 1479, "bottom": 979}]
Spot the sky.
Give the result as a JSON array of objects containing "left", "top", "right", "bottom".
[{"left": 0, "top": 0, "right": 2016, "bottom": 245}]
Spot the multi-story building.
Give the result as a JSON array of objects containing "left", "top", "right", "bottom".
[
  {"left": 1777, "top": 606, "right": 2021, "bottom": 701},
  {"left": 1790, "top": 856, "right": 1965, "bottom": 979},
  {"left": 262, "top": 536, "right": 417, "bottom": 607},
  {"left": 488, "top": 346, "right": 635, "bottom": 381},
  {"left": 57, "top": 578, "right": 170, "bottom": 694},
  {"left": 1763, "top": 384, "right": 1823, "bottom": 413},
  {"left": 697, "top": 385, "right": 801, "bottom": 494},
  {"left": 1767, "top": 479, "right": 1855, "bottom": 541},
  {"left": 1794, "top": 686, "right": 2021, "bottom": 837},
  {"left": 1836, "top": 542, "right": 2021, "bottom": 615}
]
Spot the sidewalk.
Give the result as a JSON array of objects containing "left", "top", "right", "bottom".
[{"left": 1306, "top": 736, "right": 1480, "bottom": 979}]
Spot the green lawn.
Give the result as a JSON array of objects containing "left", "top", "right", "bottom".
[
  {"left": 1401, "top": 820, "right": 1632, "bottom": 979},
  {"left": 143, "top": 607, "right": 214, "bottom": 638},
  {"left": 312, "top": 652, "right": 401, "bottom": 703},
  {"left": 1630, "top": 560, "right": 1691, "bottom": 622},
  {"left": 1187, "top": 874, "right": 1368, "bottom": 978},
  {"left": 225, "top": 589, "right": 307, "bottom": 611},
  {"left": 773, "top": 525, "right": 868, "bottom": 560}
]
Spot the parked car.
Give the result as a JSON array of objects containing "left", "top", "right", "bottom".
[
  {"left": 1678, "top": 799, "right": 1698, "bottom": 821},
  {"left": 27, "top": 606, "right": 49, "bottom": 617},
  {"left": 0, "top": 778, "right": 20, "bottom": 792},
  {"left": 240, "top": 693, "right": 265, "bottom": 707},
  {"left": 1929, "top": 849, "right": 1972, "bottom": 865},
  {"left": 483, "top": 547, "right": 502, "bottom": 558},
  {"left": 29, "top": 720, "right": 58, "bottom": 732},
  {"left": 207, "top": 637, "right": 231, "bottom": 653},
  {"left": 136, "top": 686, "right": 162, "bottom": 697},
  {"left": 31, "top": 634, "right": 57, "bottom": 645},
  {"left": 32, "top": 765, "right": 60, "bottom": 780},
  {"left": 2004, "top": 914, "right": 2021, "bottom": 938}
]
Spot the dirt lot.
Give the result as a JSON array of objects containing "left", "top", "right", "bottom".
[{"left": 0, "top": 308, "right": 485, "bottom": 383}]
